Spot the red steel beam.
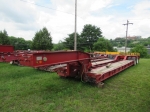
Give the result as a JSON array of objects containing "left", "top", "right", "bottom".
[
  {"left": 19, "top": 51, "right": 91, "bottom": 68},
  {"left": 0, "top": 45, "right": 14, "bottom": 53}
]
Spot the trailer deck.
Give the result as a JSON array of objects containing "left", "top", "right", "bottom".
[
  {"left": 92, "top": 59, "right": 114, "bottom": 66},
  {"left": 90, "top": 60, "right": 133, "bottom": 75}
]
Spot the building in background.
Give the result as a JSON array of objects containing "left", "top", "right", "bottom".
[
  {"left": 116, "top": 36, "right": 141, "bottom": 40},
  {"left": 147, "top": 47, "right": 150, "bottom": 54},
  {"left": 114, "top": 47, "right": 131, "bottom": 52}
]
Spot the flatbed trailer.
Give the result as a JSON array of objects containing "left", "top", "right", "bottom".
[
  {"left": 17, "top": 51, "right": 140, "bottom": 87},
  {"left": 0, "top": 45, "right": 46, "bottom": 63},
  {"left": 0, "top": 45, "right": 15, "bottom": 62}
]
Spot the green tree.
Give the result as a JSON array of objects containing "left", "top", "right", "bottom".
[
  {"left": 0, "top": 30, "right": 10, "bottom": 45},
  {"left": 113, "top": 38, "right": 126, "bottom": 47},
  {"left": 8, "top": 36, "right": 29, "bottom": 50},
  {"left": 32, "top": 27, "right": 53, "bottom": 50},
  {"left": 53, "top": 41, "right": 65, "bottom": 51},
  {"left": 63, "top": 32, "right": 84, "bottom": 51},
  {"left": 93, "top": 37, "right": 114, "bottom": 51},
  {"left": 9, "top": 36, "right": 18, "bottom": 46},
  {"left": 130, "top": 44, "right": 148, "bottom": 58},
  {"left": 26, "top": 40, "right": 32, "bottom": 49},
  {"left": 80, "top": 24, "right": 103, "bottom": 51},
  {"left": 15, "top": 38, "right": 28, "bottom": 50},
  {"left": 147, "top": 37, "right": 150, "bottom": 46},
  {"left": 9, "top": 36, "right": 18, "bottom": 50}
]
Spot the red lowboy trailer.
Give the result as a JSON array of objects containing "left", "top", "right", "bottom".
[
  {"left": 0, "top": 45, "right": 24, "bottom": 63},
  {"left": 18, "top": 51, "right": 140, "bottom": 87},
  {"left": 0, "top": 45, "right": 15, "bottom": 62},
  {"left": 0, "top": 45, "right": 46, "bottom": 63},
  {"left": 0, "top": 45, "right": 140, "bottom": 87}
]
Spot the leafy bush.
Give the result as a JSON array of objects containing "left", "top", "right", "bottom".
[{"left": 130, "top": 44, "right": 148, "bottom": 58}]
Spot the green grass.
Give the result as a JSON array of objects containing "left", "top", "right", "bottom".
[{"left": 0, "top": 59, "right": 150, "bottom": 112}]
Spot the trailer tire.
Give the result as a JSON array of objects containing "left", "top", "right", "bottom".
[{"left": 132, "top": 57, "right": 137, "bottom": 66}]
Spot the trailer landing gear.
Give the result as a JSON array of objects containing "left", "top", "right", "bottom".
[{"left": 97, "top": 82, "right": 104, "bottom": 88}]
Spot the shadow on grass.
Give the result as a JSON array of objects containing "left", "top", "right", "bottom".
[{"left": 40, "top": 76, "right": 96, "bottom": 99}]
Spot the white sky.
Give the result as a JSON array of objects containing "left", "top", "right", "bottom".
[{"left": 0, "top": 0, "right": 150, "bottom": 43}]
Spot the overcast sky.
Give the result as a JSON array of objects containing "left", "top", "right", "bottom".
[{"left": 0, "top": 0, "right": 150, "bottom": 43}]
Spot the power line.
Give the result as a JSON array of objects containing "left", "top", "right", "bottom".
[
  {"left": 20, "top": 0, "right": 85, "bottom": 23},
  {"left": 20, "top": 0, "right": 75, "bottom": 16}
]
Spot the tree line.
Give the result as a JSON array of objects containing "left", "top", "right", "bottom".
[
  {"left": 110, "top": 37, "right": 150, "bottom": 48},
  {"left": 0, "top": 24, "right": 115, "bottom": 52},
  {"left": 53, "top": 24, "right": 115, "bottom": 52},
  {"left": 0, "top": 24, "right": 150, "bottom": 58},
  {"left": 0, "top": 30, "right": 32, "bottom": 50}
]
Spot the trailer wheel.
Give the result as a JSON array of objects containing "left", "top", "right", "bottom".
[
  {"left": 132, "top": 57, "right": 137, "bottom": 65},
  {"left": 97, "top": 82, "right": 104, "bottom": 88},
  {"left": 83, "top": 75, "right": 89, "bottom": 82}
]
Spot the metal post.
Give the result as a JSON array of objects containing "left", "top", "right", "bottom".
[
  {"left": 123, "top": 20, "right": 133, "bottom": 54},
  {"left": 74, "top": 0, "right": 77, "bottom": 50},
  {"left": 125, "top": 20, "right": 128, "bottom": 54}
]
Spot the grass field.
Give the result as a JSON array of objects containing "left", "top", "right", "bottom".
[{"left": 0, "top": 59, "right": 150, "bottom": 112}]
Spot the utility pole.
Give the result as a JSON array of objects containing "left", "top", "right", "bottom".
[
  {"left": 74, "top": 0, "right": 77, "bottom": 50},
  {"left": 123, "top": 20, "right": 133, "bottom": 54}
]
